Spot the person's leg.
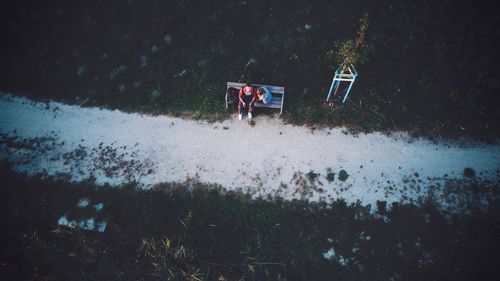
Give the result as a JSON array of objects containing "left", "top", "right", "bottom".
[
  {"left": 243, "top": 95, "right": 253, "bottom": 119},
  {"left": 238, "top": 101, "right": 243, "bottom": 120},
  {"left": 241, "top": 95, "right": 252, "bottom": 119},
  {"left": 247, "top": 103, "right": 253, "bottom": 119}
]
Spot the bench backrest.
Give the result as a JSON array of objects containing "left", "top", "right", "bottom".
[{"left": 227, "top": 82, "right": 285, "bottom": 95}]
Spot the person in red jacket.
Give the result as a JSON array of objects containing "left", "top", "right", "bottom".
[{"left": 238, "top": 83, "right": 256, "bottom": 120}]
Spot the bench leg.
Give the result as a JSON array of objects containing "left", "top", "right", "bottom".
[{"left": 280, "top": 94, "right": 285, "bottom": 115}]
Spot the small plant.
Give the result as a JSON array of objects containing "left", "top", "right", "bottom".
[
  {"left": 338, "top": 170, "right": 349, "bottom": 181},
  {"left": 463, "top": 167, "right": 475, "bottom": 178},
  {"left": 306, "top": 170, "right": 320, "bottom": 183},
  {"left": 279, "top": 182, "right": 288, "bottom": 189},
  {"left": 330, "top": 13, "right": 369, "bottom": 66},
  {"left": 325, "top": 168, "right": 336, "bottom": 183},
  {"left": 139, "top": 237, "right": 198, "bottom": 279},
  {"left": 376, "top": 200, "right": 387, "bottom": 214}
]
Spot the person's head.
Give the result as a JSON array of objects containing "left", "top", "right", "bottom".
[
  {"left": 244, "top": 83, "right": 253, "bottom": 94},
  {"left": 256, "top": 88, "right": 263, "bottom": 96}
]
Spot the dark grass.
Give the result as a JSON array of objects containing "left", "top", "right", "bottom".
[
  {"left": 1, "top": 0, "right": 499, "bottom": 138},
  {"left": 1, "top": 166, "right": 499, "bottom": 280}
]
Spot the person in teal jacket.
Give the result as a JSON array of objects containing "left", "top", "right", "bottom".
[{"left": 256, "top": 87, "right": 272, "bottom": 104}]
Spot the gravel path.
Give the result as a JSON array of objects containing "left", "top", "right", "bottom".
[{"left": 1, "top": 93, "right": 498, "bottom": 212}]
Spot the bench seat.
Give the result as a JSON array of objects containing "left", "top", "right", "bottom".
[
  {"left": 254, "top": 97, "right": 282, "bottom": 108},
  {"left": 225, "top": 82, "right": 285, "bottom": 114}
]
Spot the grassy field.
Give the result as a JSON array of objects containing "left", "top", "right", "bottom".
[
  {"left": 1, "top": 0, "right": 499, "bottom": 138},
  {"left": 1, "top": 165, "right": 499, "bottom": 280}
]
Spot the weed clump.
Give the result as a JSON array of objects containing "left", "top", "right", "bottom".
[
  {"left": 325, "top": 168, "right": 336, "bottom": 183},
  {"left": 463, "top": 167, "right": 475, "bottom": 178},
  {"left": 338, "top": 170, "right": 349, "bottom": 181},
  {"left": 306, "top": 170, "right": 320, "bottom": 183}
]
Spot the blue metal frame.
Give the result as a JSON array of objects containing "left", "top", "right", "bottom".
[{"left": 326, "top": 63, "right": 359, "bottom": 104}]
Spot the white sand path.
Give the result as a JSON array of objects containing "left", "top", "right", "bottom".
[{"left": 0, "top": 93, "right": 498, "bottom": 212}]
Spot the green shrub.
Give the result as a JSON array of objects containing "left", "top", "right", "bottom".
[
  {"left": 463, "top": 167, "right": 475, "bottom": 178},
  {"left": 338, "top": 170, "right": 349, "bottom": 181},
  {"left": 306, "top": 170, "right": 320, "bottom": 183},
  {"left": 325, "top": 168, "right": 336, "bottom": 183}
]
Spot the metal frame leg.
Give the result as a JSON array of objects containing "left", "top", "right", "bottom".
[{"left": 342, "top": 77, "right": 356, "bottom": 104}]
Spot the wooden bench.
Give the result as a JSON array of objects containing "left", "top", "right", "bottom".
[{"left": 225, "top": 82, "right": 286, "bottom": 115}]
